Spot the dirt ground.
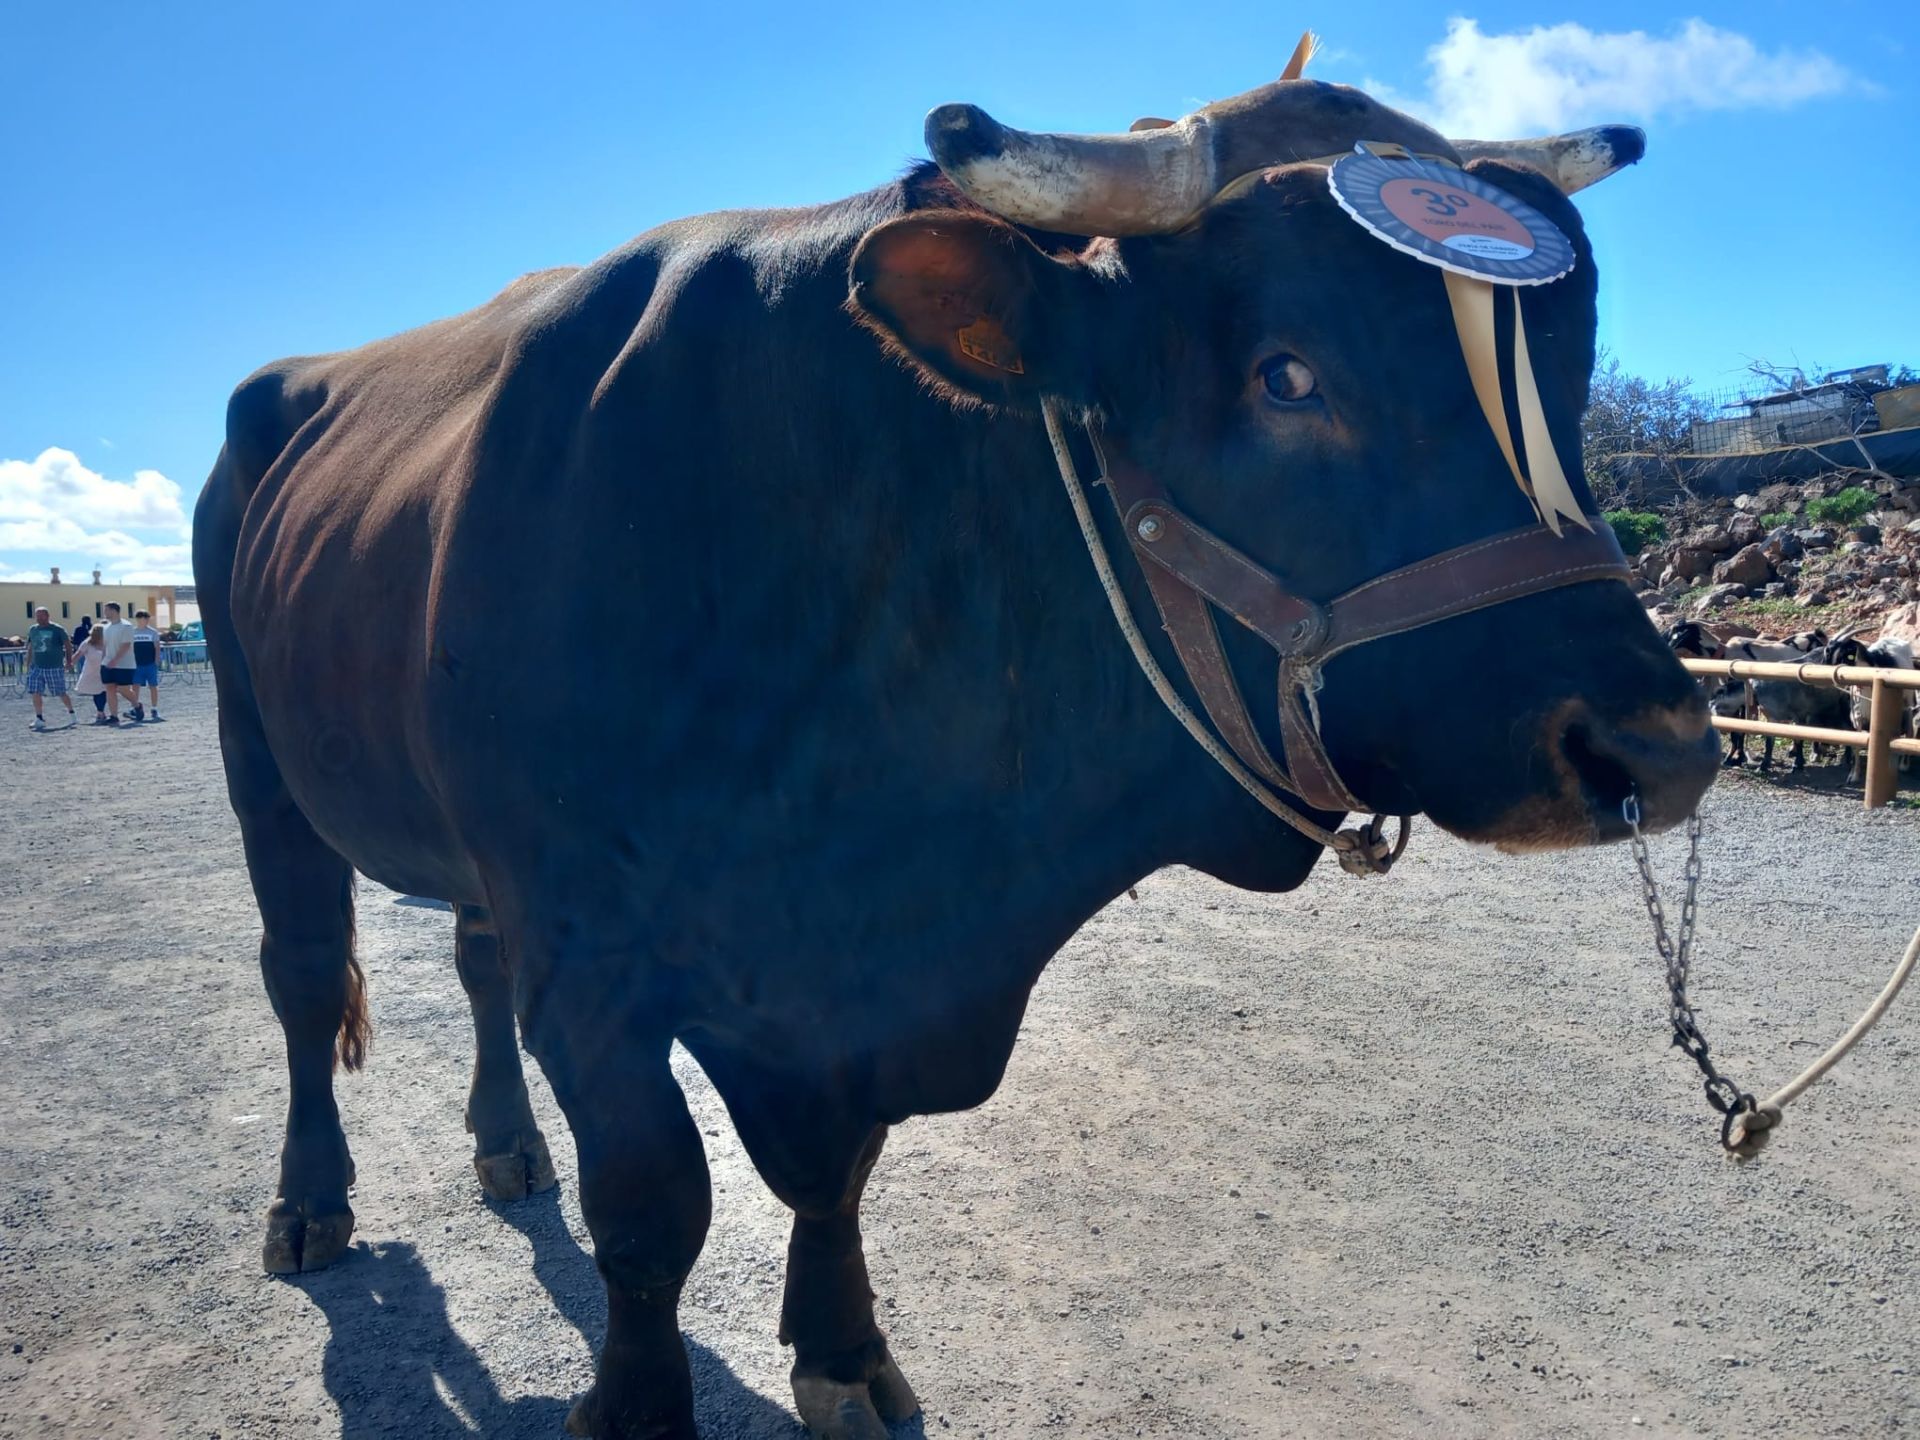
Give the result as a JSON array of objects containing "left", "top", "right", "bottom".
[{"left": 2, "top": 681, "right": 1916, "bottom": 1440}]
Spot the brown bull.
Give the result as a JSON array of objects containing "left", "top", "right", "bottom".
[{"left": 195, "top": 68, "right": 1714, "bottom": 1439}]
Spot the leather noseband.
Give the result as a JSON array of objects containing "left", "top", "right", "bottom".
[{"left": 1091, "top": 427, "right": 1631, "bottom": 858}]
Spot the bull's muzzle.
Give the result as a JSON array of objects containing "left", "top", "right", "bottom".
[{"left": 1501, "top": 696, "right": 1718, "bottom": 852}]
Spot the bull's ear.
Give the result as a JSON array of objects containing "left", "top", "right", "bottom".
[{"left": 849, "top": 211, "right": 1091, "bottom": 408}]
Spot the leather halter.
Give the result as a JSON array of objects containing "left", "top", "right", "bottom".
[{"left": 1045, "top": 408, "right": 1632, "bottom": 875}]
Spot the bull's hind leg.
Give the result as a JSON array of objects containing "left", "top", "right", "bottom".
[
  {"left": 221, "top": 711, "right": 367, "bottom": 1275},
  {"left": 781, "top": 1126, "right": 919, "bottom": 1440},
  {"left": 453, "top": 904, "right": 556, "bottom": 1201}
]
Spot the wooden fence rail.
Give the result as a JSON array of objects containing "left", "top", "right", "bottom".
[{"left": 1680, "top": 657, "right": 1920, "bottom": 810}]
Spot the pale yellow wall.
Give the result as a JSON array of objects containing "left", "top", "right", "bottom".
[{"left": 2, "top": 582, "right": 180, "bottom": 634}]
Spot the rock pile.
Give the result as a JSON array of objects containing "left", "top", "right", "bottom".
[{"left": 1625, "top": 472, "right": 1920, "bottom": 630}]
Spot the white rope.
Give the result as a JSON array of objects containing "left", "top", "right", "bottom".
[
  {"left": 1762, "top": 921, "right": 1920, "bottom": 1115},
  {"left": 1713, "top": 911, "right": 1919, "bottom": 1157},
  {"left": 1038, "top": 401, "right": 1342, "bottom": 851}
]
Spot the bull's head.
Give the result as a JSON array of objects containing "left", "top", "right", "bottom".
[{"left": 848, "top": 69, "right": 1716, "bottom": 854}]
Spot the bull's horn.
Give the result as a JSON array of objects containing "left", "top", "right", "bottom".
[
  {"left": 1452, "top": 125, "right": 1646, "bottom": 193},
  {"left": 926, "top": 81, "right": 1454, "bottom": 236},
  {"left": 925, "top": 103, "right": 1220, "bottom": 237}
]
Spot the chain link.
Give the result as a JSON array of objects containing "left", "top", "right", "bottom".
[{"left": 1624, "top": 795, "right": 1758, "bottom": 1149}]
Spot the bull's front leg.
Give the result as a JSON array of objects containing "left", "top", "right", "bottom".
[
  {"left": 514, "top": 937, "right": 709, "bottom": 1440},
  {"left": 780, "top": 1126, "right": 920, "bottom": 1440}
]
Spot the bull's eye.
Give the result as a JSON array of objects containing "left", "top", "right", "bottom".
[{"left": 1260, "top": 354, "right": 1317, "bottom": 404}]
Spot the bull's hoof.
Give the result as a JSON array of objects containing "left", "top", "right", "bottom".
[
  {"left": 563, "top": 1384, "right": 696, "bottom": 1439},
  {"left": 474, "top": 1130, "right": 558, "bottom": 1202},
  {"left": 563, "top": 1388, "right": 602, "bottom": 1438},
  {"left": 262, "top": 1199, "right": 354, "bottom": 1275},
  {"left": 1721, "top": 753, "right": 1744, "bottom": 768},
  {"left": 792, "top": 1357, "right": 920, "bottom": 1440}
]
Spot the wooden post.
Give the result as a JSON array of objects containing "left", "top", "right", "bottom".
[{"left": 1865, "top": 675, "right": 1900, "bottom": 810}]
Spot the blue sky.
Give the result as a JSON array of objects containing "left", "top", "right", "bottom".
[{"left": 1, "top": 1, "right": 1912, "bottom": 583}]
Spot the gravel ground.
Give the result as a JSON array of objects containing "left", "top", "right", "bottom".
[{"left": 2, "top": 681, "right": 1916, "bottom": 1440}]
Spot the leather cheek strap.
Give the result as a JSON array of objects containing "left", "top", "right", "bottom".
[{"left": 1276, "top": 672, "right": 1368, "bottom": 813}]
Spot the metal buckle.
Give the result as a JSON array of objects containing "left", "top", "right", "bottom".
[{"left": 1282, "top": 603, "right": 1330, "bottom": 661}]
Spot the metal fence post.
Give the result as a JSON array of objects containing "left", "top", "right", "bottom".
[{"left": 1866, "top": 675, "right": 1900, "bottom": 810}]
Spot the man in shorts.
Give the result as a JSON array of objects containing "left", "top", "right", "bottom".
[
  {"left": 127, "top": 610, "right": 164, "bottom": 723},
  {"left": 99, "top": 602, "right": 137, "bottom": 726},
  {"left": 24, "top": 607, "right": 76, "bottom": 731}
]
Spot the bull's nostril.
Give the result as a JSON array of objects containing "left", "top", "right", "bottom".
[{"left": 1559, "top": 721, "right": 1637, "bottom": 815}]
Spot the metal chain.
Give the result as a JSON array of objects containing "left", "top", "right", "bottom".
[{"left": 1624, "top": 795, "right": 1758, "bottom": 1151}]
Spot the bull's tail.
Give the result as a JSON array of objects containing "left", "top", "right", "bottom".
[{"left": 336, "top": 876, "right": 371, "bottom": 1072}]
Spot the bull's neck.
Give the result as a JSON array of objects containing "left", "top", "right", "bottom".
[
  {"left": 563, "top": 176, "right": 1324, "bottom": 900},
  {"left": 920, "top": 408, "right": 1325, "bottom": 892},
  {"left": 795, "top": 183, "right": 1321, "bottom": 891}
]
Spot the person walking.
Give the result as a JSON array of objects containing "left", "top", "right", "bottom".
[
  {"left": 127, "top": 610, "right": 164, "bottom": 723},
  {"left": 73, "top": 627, "right": 109, "bottom": 722},
  {"left": 70, "top": 615, "right": 93, "bottom": 654},
  {"left": 98, "top": 602, "right": 136, "bottom": 726},
  {"left": 24, "top": 607, "right": 76, "bottom": 730}
]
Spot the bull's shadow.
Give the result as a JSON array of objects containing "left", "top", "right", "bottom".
[
  {"left": 296, "top": 1188, "right": 850, "bottom": 1437},
  {"left": 299, "top": 1236, "right": 571, "bottom": 1438}
]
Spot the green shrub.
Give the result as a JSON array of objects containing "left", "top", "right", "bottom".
[
  {"left": 1805, "top": 487, "right": 1875, "bottom": 527},
  {"left": 1604, "top": 509, "right": 1667, "bottom": 555},
  {"left": 1759, "top": 511, "right": 1793, "bottom": 531}
]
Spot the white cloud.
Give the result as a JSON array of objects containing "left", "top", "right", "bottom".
[
  {"left": 1, "top": 447, "right": 188, "bottom": 532},
  {"left": 1374, "top": 18, "right": 1859, "bottom": 136},
  {"left": 0, "top": 447, "right": 193, "bottom": 583}
]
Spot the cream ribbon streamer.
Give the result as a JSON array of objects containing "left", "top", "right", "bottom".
[{"left": 1441, "top": 270, "right": 1591, "bottom": 537}]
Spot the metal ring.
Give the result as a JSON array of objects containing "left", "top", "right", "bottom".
[
  {"left": 1703, "top": 1077, "right": 1749, "bottom": 1117},
  {"left": 1718, "top": 1095, "right": 1759, "bottom": 1151}
]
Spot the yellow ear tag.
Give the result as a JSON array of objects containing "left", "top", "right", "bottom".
[{"left": 957, "top": 318, "right": 1025, "bottom": 375}]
